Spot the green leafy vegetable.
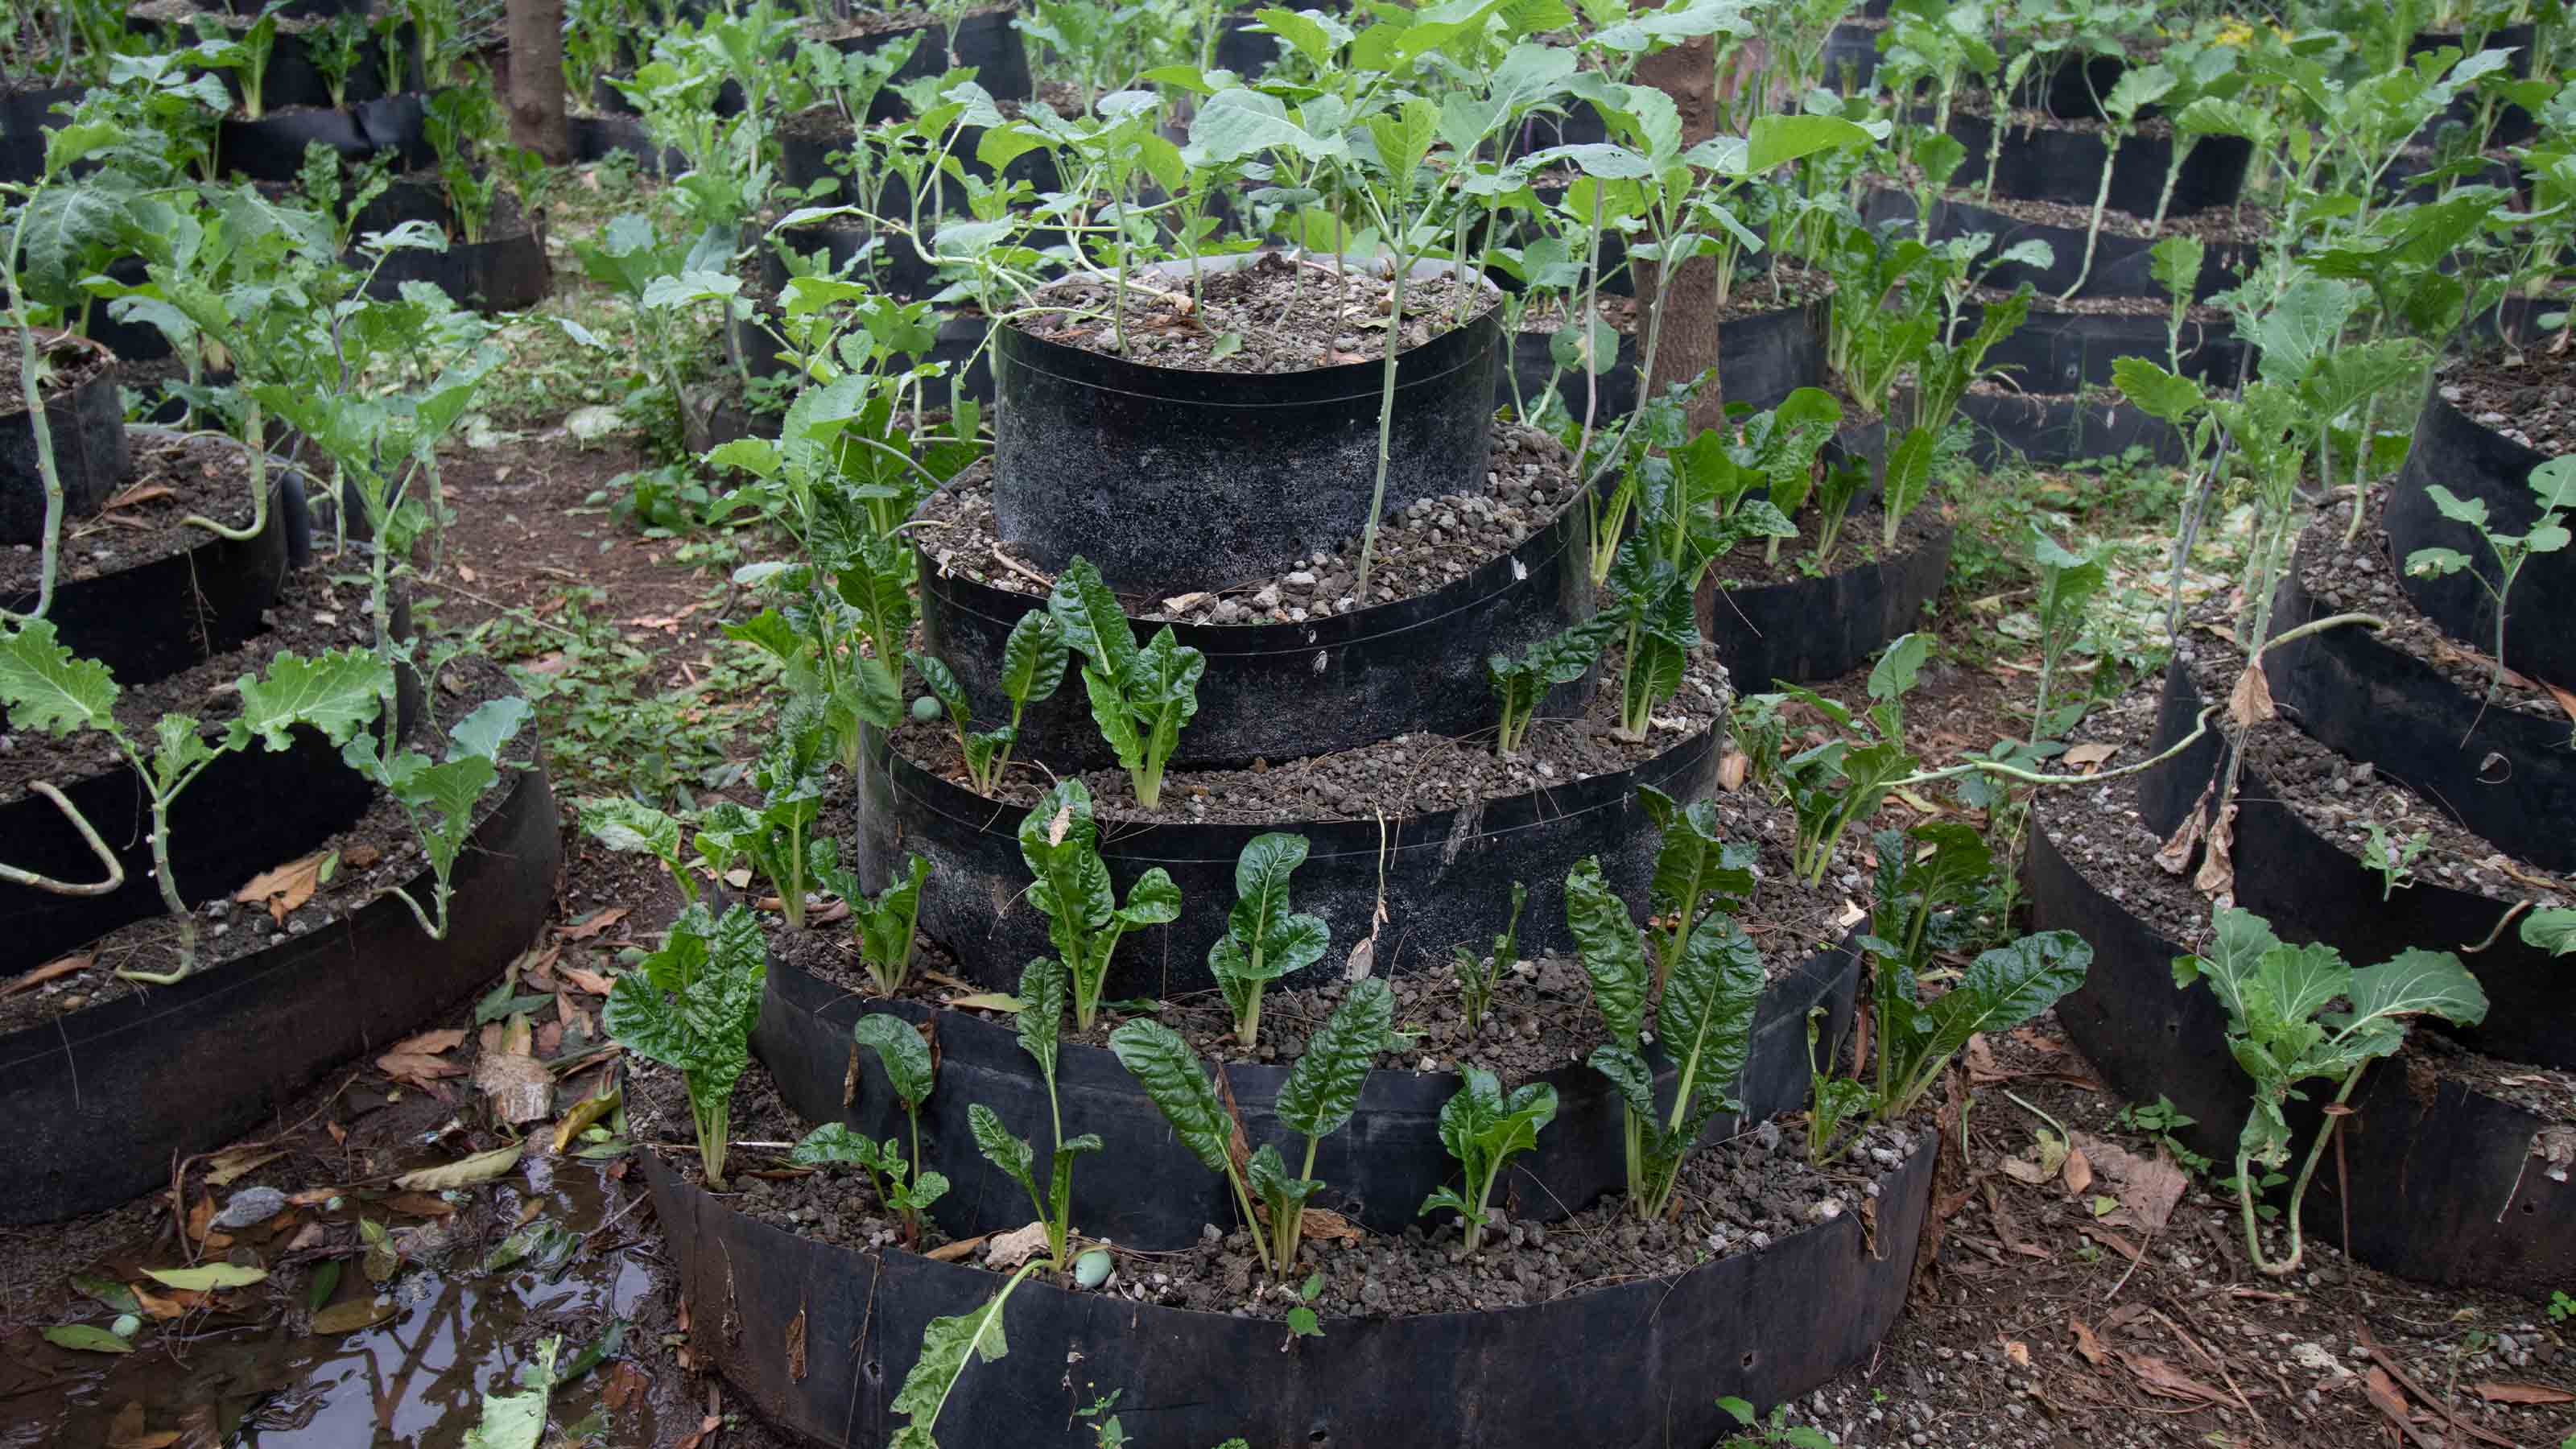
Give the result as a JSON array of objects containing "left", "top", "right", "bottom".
[
  {"left": 603, "top": 904, "right": 767, "bottom": 1190},
  {"left": 1418, "top": 1067, "right": 1558, "bottom": 1251},
  {"left": 1207, "top": 833, "right": 1331, "bottom": 1049}
]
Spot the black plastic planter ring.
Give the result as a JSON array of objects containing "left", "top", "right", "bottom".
[
  {"left": 991, "top": 253, "right": 1504, "bottom": 597},
  {"left": 753, "top": 933, "right": 1859, "bottom": 1249},
  {"left": 645, "top": 1135, "right": 1934, "bottom": 1449},
  {"left": 2387, "top": 384, "right": 2576, "bottom": 688},
  {"left": 0, "top": 331, "right": 129, "bottom": 543},
  {"left": 1699, "top": 525, "right": 1953, "bottom": 688},
  {"left": 0, "top": 753, "right": 560, "bottom": 1224},
  {"left": 1867, "top": 191, "right": 2256, "bottom": 302},
  {"left": 852, "top": 714, "right": 1719, "bottom": 993}
]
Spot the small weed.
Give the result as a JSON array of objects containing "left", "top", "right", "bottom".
[
  {"left": 1717, "top": 1396, "right": 1837, "bottom": 1447},
  {"left": 2113, "top": 1096, "right": 2215, "bottom": 1176}
]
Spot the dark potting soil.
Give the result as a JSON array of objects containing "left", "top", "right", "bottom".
[
  {"left": 1009, "top": 250, "right": 1497, "bottom": 374},
  {"left": 888, "top": 645, "right": 1728, "bottom": 825},
  {"left": 2297, "top": 486, "right": 2566, "bottom": 724},
  {"left": 0, "top": 430, "right": 266, "bottom": 593},
  {"left": 0, "top": 655, "right": 531, "bottom": 1032},
  {"left": 916, "top": 420, "right": 1584, "bottom": 619},
  {"left": 0, "top": 570, "right": 380, "bottom": 795},
  {"left": 0, "top": 328, "right": 114, "bottom": 419},
  {"left": 2178, "top": 628, "right": 2574, "bottom": 910},
  {"left": 1701, "top": 502, "right": 1947, "bottom": 591},
  {"left": 2440, "top": 347, "right": 2576, "bottom": 458},
  {"left": 2028, "top": 675, "right": 2221, "bottom": 954}
]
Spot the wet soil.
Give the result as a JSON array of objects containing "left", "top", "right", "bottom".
[
  {"left": 0, "top": 654, "right": 531, "bottom": 1033},
  {"left": 888, "top": 644, "right": 1728, "bottom": 824},
  {"left": 0, "top": 327, "right": 114, "bottom": 418},
  {"left": 917, "top": 419, "right": 1583, "bottom": 617},
  {"left": 0, "top": 429, "right": 269, "bottom": 592},
  {"left": 2442, "top": 346, "right": 2576, "bottom": 457},
  {"left": 1009, "top": 249, "right": 1497, "bottom": 374}
]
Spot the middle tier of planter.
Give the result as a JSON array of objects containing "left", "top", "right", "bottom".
[
  {"left": 917, "top": 421, "right": 1597, "bottom": 770},
  {"left": 990, "top": 251, "right": 1504, "bottom": 597},
  {"left": 852, "top": 652, "right": 1728, "bottom": 989}
]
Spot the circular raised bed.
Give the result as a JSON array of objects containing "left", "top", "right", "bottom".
[
  {"left": 990, "top": 253, "right": 1502, "bottom": 597},
  {"left": 915, "top": 439, "right": 1598, "bottom": 771},
  {"left": 1973, "top": 300, "right": 2246, "bottom": 394},
  {"left": 2385, "top": 382, "right": 2575, "bottom": 687},
  {"left": 819, "top": 6, "right": 1034, "bottom": 116},
  {"left": 1868, "top": 191, "right": 2257, "bottom": 301},
  {"left": 0, "top": 729, "right": 559, "bottom": 1224},
  {"left": 1955, "top": 385, "right": 2195, "bottom": 468},
  {"left": 1, "top": 330, "right": 129, "bottom": 543},
  {"left": 357, "top": 200, "right": 552, "bottom": 313},
  {"left": 753, "top": 933, "right": 1860, "bottom": 1248},
  {"left": 217, "top": 105, "right": 378, "bottom": 182},
  {"left": 642, "top": 1129, "right": 1934, "bottom": 1448},
  {"left": 2029, "top": 815, "right": 2575, "bottom": 1298},
  {"left": 1945, "top": 111, "right": 2252, "bottom": 219},
  {"left": 852, "top": 715, "right": 1719, "bottom": 993},
  {"left": 1699, "top": 522, "right": 1952, "bottom": 690}
]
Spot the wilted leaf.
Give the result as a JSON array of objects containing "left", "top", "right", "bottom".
[
  {"left": 2120, "top": 1351, "right": 2232, "bottom": 1405},
  {"left": 2062, "top": 1144, "right": 2093, "bottom": 1195},
  {"left": 379, "top": 1051, "right": 465, "bottom": 1089},
  {"left": 385, "top": 1193, "right": 456, "bottom": 1217},
  {"left": 556, "top": 906, "right": 631, "bottom": 942},
  {"left": 204, "top": 1146, "right": 285, "bottom": 1186},
  {"left": 1298, "top": 1208, "right": 1362, "bottom": 1245},
  {"left": 2068, "top": 1318, "right": 2107, "bottom": 1366},
  {"left": 142, "top": 1264, "right": 267, "bottom": 1291},
  {"left": 2225, "top": 660, "right": 2274, "bottom": 727},
  {"left": 551, "top": 1092, "right": 621, "bottom": 1153},
  {"left": 2062, "top": 741, "right": 2118, "bottom": 770},
  {"left": 947, "top": 993, "right": 1026, "bottom": 1013},
  {"left": 394, "top": 1144, "right": 523, "bottom": 1191},
  {"left": 2471, "top": 1381, "right": 2574, "bottom": 1405},
  {"left": 561, "top": 965, "right": 617, "bottom": 996},
  {"left": 5, "top": 953, "right": 90, "bottom": 996},
  {"left": 2070, "top": 1133, "right": 2188, "bottom": 1232},
  {"left": 310, "top": 1298, "right": 397, "bottom": 1335},
  {"left": 2193, "top": 802, "right": 2237, "bottom": 899},
  {"left": 234, "top": 852, "right": 329, "bottom": 924},
  {"left": 983, "top": 1221, "right": 1053, "bottom": 1269}
]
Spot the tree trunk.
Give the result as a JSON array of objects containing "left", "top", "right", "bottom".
[
  {"left": 1632, "top": 34, "right": 1768, "bottom": 436},
  {"left": 506, "top": 0, "right": 570, "bottom": 163}
]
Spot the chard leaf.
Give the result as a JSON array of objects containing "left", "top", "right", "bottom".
[
  {"left": 1584, "top": 1042, "right": 1659, "bottom": 1125},
  {"left": 1564, "top": 857, "right": 1647, "bottom": 1048},
  {"left": 888, "top": 1283, "right": 1017, "bottom": 1449},
  {"left": 1108, "top": 1020, "right": 1235, "bottom": 1178},
  {"left": 856, "top": 853, "right": 932, "bottom": 980},
  {"left": 1275, "top": 978, "right": 1391, "bottom": 1141},
  {"left": 1046, "top": 555, "right": 1137, "bottom": 681},
  {"left": 1115, "top": 869, "right": 1182, "bottom": 927},
  {"left": 578, "top": 796, "right": 683, "bottom": 865},
  {"left": 1013, "top": 956, "right": 1067, "bottom": 1080},
  {"left": 853, "top": 1014, "right": 936, "bottom": 1109},
  {"left": 998, "top": 611, "right": 1069, "bottom": 710},
  {"left": 1917, "top": 931, "right": 2092, "bottom": 1071},
  {"left": 1638, "top": 786, "right": 1753, "bottom": 924},
  {"left": 1659, "top": 913, "right": 1767, "bottom": 1113},
  {"left": 791, "top": 1123, "right": 883, "bottom": 1170},
  {"left": 968, "top": 1103, "right": 1037, "bottom": 1198}
]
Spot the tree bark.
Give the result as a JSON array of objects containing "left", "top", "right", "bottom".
[
  {"left": 505, "top": 0, "right": 571, "bottom": 163},
  {"left": 1631, "top": 33, "right": 1768, "bottom": 436}
]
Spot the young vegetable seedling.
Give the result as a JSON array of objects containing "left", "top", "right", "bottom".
[
  {"left": 605, "top": 904, "right": 768, "bottom": 1191},
  {"left": 1208, "top": 833, "right": 1331, "bottom": 1050},
  {"left": 1452, "top": 881, "right": 1528, "bottom": 1038},
  {"left": 851, "top": 1013, "right": 950, "bottom": 1237},
  {"left": 2402, "top": 457, "right": 2574, "bottom": 711},
  {"left": 1049, "top": 557, "right": 1204, "bottom": 810},
  {"left": 1419, "top": 1067, "right": 1558, "bottom": 1253},
  {"left": 815, "top": 851, "right": 934, "bottom": 996},
  {"left": 1018, "top": 780, "right": 1182, "bottom": 1030},
  {"left": 968, "top": 957, "right": 1100, "bottom": 1271}
]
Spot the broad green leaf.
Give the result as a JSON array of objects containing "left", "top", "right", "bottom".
[
  {"left": 577, "top": 796, "right": 683, "bottom": 864},
  {"left": 0, "top": 620, "right": 119, "bottom": 737},
  {"left": 1658, "top": 913, "right": 1767, "bottom": 1113},
  {"left": 142, "top": 1263, "right": 269, "bottom": 1290},
  {"left": 1046, "top": 556, "right": 1137, "bottom": 681},
  {"left": 2112, "top": 357, "right": 2207, "bottom": 424},
  {"left": 854, "top": 1013, "right": 936, "bottom": 1108},
  {"left": 448, "top": 696, "right": 532, "bottom": 762},
  {"left": 1564, "top": 857, "right": 1646, "bottom": 1047},
  {"left": 1108, "top": 1020, "right": 1234, "bottom": 1178},
  {"left": 1014, "top": 956, "right": 1068, "bottom": 1081},
  {"left": 229, "top": 649, "right": 388, "bottom": 751},
  {"left": 999, "top": 611, "right": 1069, "bottom": 710},
  {"left": 43, "top": 1323, "right": 133, "bottom": 1353},
  {"left": 968, "top": 1103, "right": 1037, "bottom": 1196},
  {"left": 1276, "top": 977, "right": 1391, "bottom": 1141}
]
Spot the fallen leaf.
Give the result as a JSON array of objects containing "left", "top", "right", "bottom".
[
  {"left": 556, "top": 906, "right": 631, "bottom": 942},
  {"left": 605, "top": 1361, "right": 646, "bottom": 1412},
  {"left": 2119, "top": 1350, "right": 2233, "bottom": 1406},
  {"left": 1963, "top": 1034, "right": 2011, "bottom": 1084},
  {"left": 2062, "top": 741, "right": 2119, "bottom": 770},
  {"left": 4, "top": 953, "right": 90, "bottom": 996},
  {"left": 184, "top": 1195, "right": 215, "bottom": 1242},
  {"left": 786, "top": 1307, "right": 807, "bottom": 1381},
  {"left": 233, "top": 852, "right": 329, "bottom": 924},
  {"left": 2226, "top": 658, "right": 2275, "bottom": 727},
  {"left": 130, "top": 1287, "right": 191, "bottom": 1321},
  {"left": 2004, "top": 1339, "right": 2030, "bottom": 1368},
  {"left": 378, "top": 1051, "right": 465, "bottom": 1089},
  {"left": 105, "top": 1401, "right": 178, "bottom": 1448},
  {"left": 984, "top": 1221, "right": 1054, "bottom": 1269},
  {"left": 2471, "top": 1381, "right": 2575, "bottom": 1406},
  {"left": 2070, "top": 1133, "right": 2188, "bottom": 1232},
  {"left": 394, "top": 1144, "right": 522, "bottom": 1191},
  {"left": 552, "top": 1091, "right": 621, "bottom": 1153},
  {"left": 1161, "top": 591, "right": 1212, "bottom": 613},
  {"left": 2068, "top": 1318, "right": 2108, "bottom": 1366},
  {"left": 143, "top": 1264, "right": 267, "bottom": 1291},
  {"left": 2545, "top": 681, "right": 2576, "bottom": 729},
  {"left": 388, "top": 1027, "right": 466, "bottom": 1057},
  {"left": 43, "top": 1323, "right": 134, "bottom": 1354},
  {"left": 101, "top": 482, "right": 174, "bottom": 510},
  {"left": 946, "top": 992, "right": 1025, "bottom": 1013},
  {"left": 561, "top": 964, "right": 617, "bottom": 997},
  {"left": 1298, "top": 1208, "right": 1363, "bottom": 1245},
  {"left": 203, "top": 1146, "right": 285, "bottom": 1187},
  {"left": 384, "top": 1193, "right": 456, "bottom": 1217},
  {"left": 2364, "top": 1366, "right": 2418, "bottom": 1431},
  {"left": 1717, "top": 749, "right": 1749, "bottom": 791},
  {"left": 925, "top": 1234, "right": 989, "bottom": 1263},
  {"left": 2062, "top": 1144, "right": 2094, "bottom": 1195},
  {"left": 310, "top": 1298, "right": 397, "bottom": 1335}
]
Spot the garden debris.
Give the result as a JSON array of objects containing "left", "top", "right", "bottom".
[
  {"left": 552, "top": 1091, "right": 621, "bottom": 1152},
  {"left": 378, "top": 1028, "right": 468, "bottom": 1090},
  {"left": 2472, "top": 1381, "right": 2574, "bottom": 1405},
  {"left": 556, "top": 906, "right": 630, "bottom": 942},
  {"left": 984, "top": 1222, "right": 1053, "bottom": 1269},
  {"left": 310, "top": 1298, "right": 396, "bottom": 1335},
  {"left": 233, "top": 852, "right": 330, "bottom": 923},
  {"left": 4, "top": 954, "right": 90, "bottom": 996},
  {"left": 477, "top": 1014, "right": 553, "bottom": 1125},
  {"left": 394, "top": 1143, "right": 523, "bottom": 1191},
  {"left": 202, "top": 1145, "right": 284, "bottom": 1186},
  {"left": 210, "top": 1186, "right": 287, "bottom": 1229}
]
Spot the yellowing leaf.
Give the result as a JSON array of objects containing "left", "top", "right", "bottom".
[
  {"left": 551, "top": 1091, "right": 621, "bottom": 1153},
  {"left": 394, "top": 1144, "right": 523, "bottom": 1191},
  {"left": 310, "top": 1298, "right": 398, "bottom": 1335},
  {"left": 43, "top": 1323, "right": 134, "bottom": 1353},
  {"left": 142, "top": 1263, "right": 267, "bottom": 1291}
]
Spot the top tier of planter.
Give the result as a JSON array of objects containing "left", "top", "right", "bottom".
[{"left": 990, "top": 251, "right": 1504, "bottom": 597}]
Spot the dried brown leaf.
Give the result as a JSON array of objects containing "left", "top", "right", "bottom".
[
  {"left": 2061, "top": 741, "right": 2119, "bottom": 770},
  {"left": 2118, "top": 1350, "right": 2232, "bottom": 1406},
  {"left": 2471, "top": 1381, "right": 2575, "bottom": 1406},
  {"left": 233, "top": 852, "right": 328, "bottom": 924},
  {"left": 2226, "top": 659, "right": 2275, "bottom": 727},
  {"left": 2069, "top": 1133, "right": 2188, "bottom": 1232},
  {"left": 2068, "top": 1318, "right": 2108, "bottom": 1366},
  {"left": 555, "top": 906, "right": 630, "bottom": 942},
  {"left": 4, "top": 953, "right": 90, "bottom": 996}
]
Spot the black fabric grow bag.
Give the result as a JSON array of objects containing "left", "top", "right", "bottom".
[
  {"left": 851, "top": 715, "right": 1719, "bottom": 992},
  {"left": 0, "top": 84, "right": 80, "bottom": 185},
  {"left": 1942, "top": 112, "right": 2253, "bottom": 220},
  {"left": 644, "top": 1133, "right": 1934, "bottom": 1449},
  {"left": 569, "top": 114, "right": 684, "bottom": 175},
  {"left": 991, "top": 254, "right": 1503, "bottom": 597},
  {"left": 2266, "top": 564, "right": 2573, "bottom": 874},
  {"left": 753, "top": 935, "right": 1860, "bottom": 1249},
  {"left": 0, "top": 333, "right": 128, "bottom": 543},
  {"left": 2030, "top": 820, "right": 2576, "bottom": 1297},
  {"left": 1867, "top": 191, "right": 2256, "bottom": 301},
  {"left": 1955, "top": 386, "right": 2194, "bottom": 467},
  {"left": 1699, "top": 524, "right": 1951, "bottom": 690},
  {"left": 815, "top": 6, "right": 1033, "bottom": 116},
  {"left": 357, "top": 222, "right": 551, "bottom": 313},
  {"left": 914, "top": 464, "right": 1598, "bottom": 770},
  {"left": 0, "top": 753, "right": 559, "bottom": 1224},
  {"left": 1971, "top": 303, "right": 2245, "bottom": 394},
  {"left": 753, "top": 221, "right": 943, "bottom": 304},
  {"left": 217, "top": 105, "right": 374, "bottom": 182},
  {"left": 2387, "top": 386, "right": 2575, "bottom": 688}
]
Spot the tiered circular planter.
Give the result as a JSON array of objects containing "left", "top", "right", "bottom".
[
  {"left": 0, "top": 403, "right": 560, "bottom": 1224},
  {"left": 1, "top": 331, "right": 130, "bottom": 539},
  {"left": 1697, "top": 516, "right": 1955, "bottom": 690},
  {"left": 656, "top": 230, "right": 1938, "bottom": 1444},
  {"left": 2027, "top": 526, "right": 2576, "bottom": 1296},
  {"left": 0, "top": 82, "right": 82, "bottom": 184}
]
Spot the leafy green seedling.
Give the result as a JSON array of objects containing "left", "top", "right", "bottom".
[
  {"left": 1018, "top": 780, "right": 1182, "bottom": 1030},
  {"left": 604, "top": 904, "right": 767, "bottom": 1191},
  {"left": 348, "top": 696, "right": 533, "bottom": 940},
  {"left": 792, "top": 1124, "right": 948, "bottom": 1236},
  {"left": 2359, "top": 822, "right": 2429, "bottom": 900},
  {"left": 968, "top": 957, "right": 1100, "bottom": 1270},
  {"left": 826, "top": 852, "right": 931, "bottom": 996},
  {"left": 691, "top": 697, "right": 834, "bottom": 927},
  {"left": 576, "top": 795, "right": 698, "bottom": 904},
  {"left": 1419, "top": 1067, "right": 1558, "bottom": 1252},
  {"left": 1049, "top": 556, "right": 1204, "bottom": 809},
  {"left": 1736, "top": 633, "right": 1932, "bottom": 884},
  {"left": 1453, "top": 880, "right": 1527, "bottom": 1038},
  {"left": 1803, "top": 1006, "right": 1874, "bottom": 1166},
  {"left": 2174, "top": 907, "right": 2487, "bottom": 1275},
  {"left": 1487, "top": 618, "right": 1612, "bottom": 755},
  {"left": 1208, "top": 833, "right": 1331, "bottom": 1049},
  {"left": 2403, "top": 458, "right": 2574, "bottom": 709},
  {"left": 1870, "top": 927, "right": 2090, "bottom": 1121},
  {"left": 852, "top": 1012, "right": 945, "bottom": 1232},
  {"left": 887, "top": 1261, "right": 1042, "bottom": 1449},
  {"left": 1638, "top": 785, "right": 1757, "bottom": 993},
  {"left": 909, "top": 609, "right": 1068, "bottom": 796}
]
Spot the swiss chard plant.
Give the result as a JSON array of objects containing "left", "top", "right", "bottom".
[
  {"left": 1637, "top": 783, "right": 1757, "bottom": 993},
  {"left": 1452, "top": 880, "right": 1528, "bottom": 1038},
  {"left": 1018, "top": 780, "right": 1182, "bottom": 1030},
  {"left": 691, "top": 696, "right": 834, "bottom": 927},
  {"left": 423, "top": 80, "right": 504, "bottom": 246},
  {"left": 1418, "top": 1067, "right": 1558, "bottom": 1253},
  {"left": 907, "top": 608, "right": 1067, "bottom": 796},
  {"left": 1047, "top": 557, "right": 1203, "bottom": 810},
  {"left": 1600, "top": 539, "right": 1703, "bottom": 743},
  {"left": 576, "top": 795, "right": 700, "bottom": 905},
  {"left": 1734, "top": 633, "right": 1932, "bottom": 886},
  {"left": 815, "top": 851, "right": 935, "bottom": 996},
  {"left": 1487, "top": 617, "right": 1613, "bottom": 756},
  {"left": 852, "top": 1012, "right": 951, "bottom": 1236},
  {"left": 1206, "top": 833, "right": 1332, "bottom": 1049},
  {"left": 1565, "top": 857, "right": 1766, "bottom": 1220},
  {"left": 886, "top": 1261, "right": 1043, "bottom": 1449},
  {"left": 2174, "top": 908, "right": 2486, "bottom": 1275},
  {"left": 605, "top": 903, "right": 768, "bottom": 1191},
  {"left": 967, "top": 956, "right": 1099, "bottom": 1270},
  {"left": 2401, "top": 456, "right": 2574, "bottom": 708}
]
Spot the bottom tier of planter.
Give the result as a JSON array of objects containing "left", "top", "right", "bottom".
[
  {"left": 2024, "top": 667, "right": 2575, "bottom": 1296},
  {"left": 643, "top": 1114, "right": 1935, "bottom": 1448},
  {"left": 0, "top": 663, "right": 563, "bottom": 1224}
]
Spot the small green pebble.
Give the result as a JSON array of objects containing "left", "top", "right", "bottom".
[
  {"left": 1074, "top": 1249, "right": 1113, "bottom": 1288},
  {"left": 910, "top": 694, "right": 942, "bottom": 722},
  {"left": 110, "top": 1314, "right": 140, "bottom": 1339}
]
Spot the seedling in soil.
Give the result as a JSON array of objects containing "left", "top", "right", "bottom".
[
  {"left": 850, "top": 1013, "right": 951, "bottom": 1236},
  {"left": 690, "top": 696, "right": 833, "bottom": 927},
  {"left": 1602, "top": 539, "right": 1703, "bottom": 742},
  {"left": 2174, "top": 906, "right": 2487, "bottom": 1275},
  {"left": 1048, "top": 557, "right": 1205, "bottom": 811},
  {"left": 1803, "top": 1007, "right": 1872, "bottom": 1167},
  {"left": 1488, "top": 618, "right": 1613, "bottom": 757},
  {"left": 1717, "top": 1394, "right": 1838, "bottom": 1449},
  {"left": 2359, "top": 822, "right": 2431, "bottom": 899},
  {"left": 908, "top": 610, "right": 1067, "bottom": 797},
  {"left": 424, "top": 80, "right": 504, "bottom": 245},
  {"left": 1736, "top": 633, "right": 1932, "bottom": 886},
  {"left": 1452, "top": 881, "right": 1528, "bottom": 1038},
  {"left": 1638, "top": 786, "right": 1758, "bottom": 993},
  {"left": 2402, "top": 457, "right": 2574, "bottom": 713},
  {"left": 1419, "top": 1067, "right": 1558, "bottom": 1253},
  {"left": 576, "top": 795, "right": 700, "bottom": 905},
  {"left": 1207, "top": 833, "right": 1331, "bottom": 1050},
  {"left": 191, "top": 9, "right": 278, "bottom": 121},
  {"left": 815, "top": 852, "right": 932, "bottom": 997},
  {"left": 1018, "top": 780, "right": 1183, "bottom": 1030},
  {"left": 2112, "top": 1096, "right": 2214, "bottom": 1176},
  {"left": 605, "top": 903, "right": 768, "bottom": 1191},
  {"left": 968, "top": 957, "right": 1097, "bottom": 1270},
  {"left": 1566, "top": 857, "right": 1765, "bottom": 1220}
]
